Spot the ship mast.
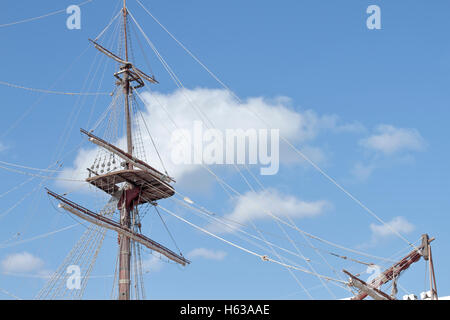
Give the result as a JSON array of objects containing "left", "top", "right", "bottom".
[
  {"left": 123, "top": 0, "right": 132, "bottom": 157},
  {"left": 119, "top": 0, "right": 132, "bottom": 300},
  {"left": 43, "top": 0, "right": 187, "bottom": 300}
]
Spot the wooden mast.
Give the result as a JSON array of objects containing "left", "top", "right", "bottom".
[
  {"left": 119, "top": 0, "right": 132, "bottom": 300},
  {"left": 41, "top": 0, "right": 185, "bottom": 300},
  {"left": 422, "top": 234, "right": 438, "bottom": 300},
  {"left": 82, "top": 0, "right": 172, "bottom": 300},
  {"left": 123, "top": 0, "right": 132, "bottom": 157}
]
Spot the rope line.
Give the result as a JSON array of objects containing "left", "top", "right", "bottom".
[
  {"left": 0, "top": 287, "right": 21, "bottom": 300},
  {"left": 157, "top": 204, "right": 347, "bottom": 285},
  {"left": 94, "top": 9, "right": 122, "bottom": 41},
  {"left": 0, "top": 160, "right": 64, "bottom": 173},
  {"left": 154, "top": 206, "right": 182, "bottom": 255},
  {"left": 127, "top": 18, "right": 390, "bottom": 273},
  {"left": 0, "top": 164, "right": 85, "bottom": 182},
  {"left": 133, "top": 87, "right": 395, "bottom": 265},
  {"left": 0, "top": 224, "right": 78, "bottom": 249},
  {"left": 136, "top": 0, "right": 418, "bottom": 252},
  {"left": 134, "top": 96, "right": 169, "bottom": 175},
  {"left": 0, "top": 80, "right": 110, "bottom": 96},
  {"left": 0, "top": 0, "right": 94, "bottom": 28}
]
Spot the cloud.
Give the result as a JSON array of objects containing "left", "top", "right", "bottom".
[
  {"left": 351, "top": 162, "right": 376, "bottom": 182},
  {"left": 360, "top": 125, "right": 426, "bottom": 155},
  {"left": 315, "top": 114, "right": 366, "bottom": 134},
  {"left": 332, "top": 121, "right": 366, "bottom": 134},
  {"left": 370, "top": 216, "right": 415, "bottom": 240},
  {"left": 214, "top": 189, "right": 330, "bottom": 233},
  {"left": 141, "top": 255, "right": 164, "bottom": 273},
  {"left": 57, "top": 88, "right": 363, "bottom": 190},
  {"left": 351, "top": 125, "right": 426, "bottom": 181},
  {"left": 1, "top": 252, "right": 44, "bottom": 273},
  {"left": 187, "top": 248, "right": 227, "bottom": 261}
]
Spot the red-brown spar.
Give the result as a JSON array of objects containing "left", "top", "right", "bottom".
[
  {"left": 343, "top": 234, "right": 438, "bottom": 300},
  {"left": 46, "top": 189, "right": 189, "bottom": 266}
]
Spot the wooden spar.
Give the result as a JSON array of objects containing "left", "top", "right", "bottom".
[
  {"left": 343, "top": 270, "right": 393, "bottom": 300},
  {"left": 348, "top": 244, "right": 425, "bottom": 300},
  {"left": 80, "top": 128, "right": 174, "bottom": 183},
  {"left": 89, "top": 39, "right": 128, "bottom": 65},
  {"left": 89, "top": 39, "right": 158, "bottom": 85},
  {"left": 132, "top": 65, "right": 159, "bottom": 83},
  {"left": 86, "top": 169, "right": 175, "bottom": 203},
  {"left": 47, "top": 189, "right": 190, "bottom": 266},
  {"left": 422, "top": 234, "right": 438, "bottom": 300},
  {"left": 429, "top": 246, "right": 438, "bottom": 300}
]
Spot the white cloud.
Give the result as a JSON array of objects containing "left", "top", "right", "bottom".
[
  {"left": 57, "top": 88, "right": 363, "bottom": 190},
  {"left": 351, "top": 125, "right": 426, "bottom": 182},
  {"left": 351, "top": 162, "right": 376, "bottom": 182},
  {"left": 214, "top": 189, "right": 329, "bottom": 233},
  {"left": 332, "top": 121, "right": 366, "bottom": 134},
  {"left": 315, "top": 114, "right": 366, "bottom": 134},
  {"left": 187, "top": 248, "right": 227, "bottom": 261},
  {"left": 360, "top": 125, "right": 426, "bottom": 155},
  {"left": 370, "top": 216, "right": 415, "bottom": 240},
  {"left": 280, "top": 144, "right": 326, "bottom": 167},
  {"left": 141, "top": 255, "right": 164, "bottom": 273},
  {"left": 1, "top": 252, "right": 44, "bottom": 273}
]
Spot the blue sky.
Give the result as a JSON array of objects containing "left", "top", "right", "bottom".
[{"left": 0, "top": 0, "right": 449, "bottom": 300}]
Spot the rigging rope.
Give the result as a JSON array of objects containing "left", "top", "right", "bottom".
[
  {"left": 157, "top": 204, "right": 347, "bottom": 285},
  {"left": 130, "top": 91, "right": 320, "bottom": 297},
  {"left": 0, "top": 45, "right": 91, "bottom": 139},
  {"left": 134, "top": 89, "right": 395, "bottom": 265},
  {"left": 127, "top": 176, "right": 322, "bottom": 271},
  {"left": 242, "top": 164, "right": 349, "bottom": 290},
  {"left": 0, "top": 0, "right": 94, "bottom": 28},
  {"left": 0, "top": 80, "right": 110, "bottom": 96},
  {"left": 0, "top": 177, "right": 46, "bottom": 221},
  {"left": 0, "top": 160, "right": 63, "bottom": 173},
  {"left": 0, "top": 175, "right": 35, "bottom": 199},
  {"left": 235, "top": 166, "right": 335, "bottom": 297},
  {"left": 173, "top": 196, "right": 340, "bottom": 268},
  {"left": 0, "top": 287, "right": 21, "bottom": 300},
  {"left": 154, "top": 206, "right": 182, "bottom": 255},
  {"left": 0, "top": 164, "right": 85, "bottom": 182},
  {"left": 0, "top": 224, "right": 78, "bottom": 249},
  {"left": 171, "top": 192, "right": 380, "bottom": 268},
  {"left": 36, "top": 210, "right": 110, "bottom": 299},
  {"left": 135, "top": 86, "right": 394, "bottom": 262},
  {"left": 139, "top": 188, "right": 351, "bottom": 298},
  {"left": 127, "top": 19, "right": 362, "bottom": 291},
  {"left": 134, "top": 96, "right": 169, "bottom": 175},
  {"left": 86, "top": 11, "right": 123, "bottom": 131},
  {"left": 135, "top": 0, "right": 418, "bottom": 252},
  {"left": 133, "top": 179, "right": 369, "bottom": 297},
  {"left": 94, "top": 9, "right": 122, "bottom": 42}
]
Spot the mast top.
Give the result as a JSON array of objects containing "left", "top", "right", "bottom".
[{"left": 122, "top": 0, "right": 129, "bottom": 63}]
